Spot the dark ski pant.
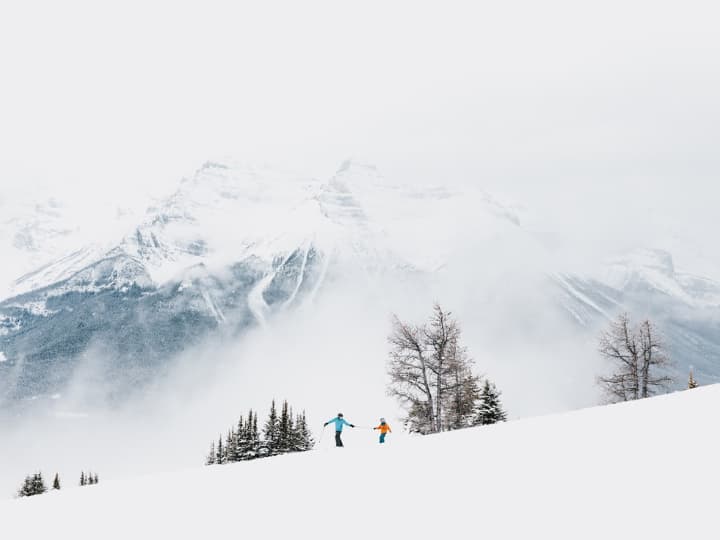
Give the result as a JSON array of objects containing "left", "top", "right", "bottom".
[
  {"left": 379, "top": 432, "right": 387, "bottom": 444},
  {"left": 335, "top": 431, "right": 344, "bottom": 447}
]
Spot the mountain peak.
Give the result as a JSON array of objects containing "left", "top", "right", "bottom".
[
  {"left": 334, "top": 159, "right": 383, "bottom": 185},
  {"left": 612, "top": 248, "right": 676, "bottom": 276}
]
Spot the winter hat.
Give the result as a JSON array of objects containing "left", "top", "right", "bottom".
[
  {"left": 380, "top": 417, "right": 386, "bottom": 423},
  {"left": 338, "top": 413, "right": 343, "bottom": 417}
]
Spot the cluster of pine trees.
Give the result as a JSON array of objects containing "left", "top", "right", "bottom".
[
  {"left": 17, "top": 470, "right": 98, "bottom": 498},
  {"left": 80, "top": 472, "right": 99, "bottom": 486},
  {"left": 206, "top": 400, "right": 314, "bottom": 465},
  {"left": 17, "top": 473, "right": 50, "bottom": 497},
  {"left": 388, "top": 304, "right": 507, "bottom": 434}
]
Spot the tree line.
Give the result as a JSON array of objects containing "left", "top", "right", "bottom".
[
  {"left": 387, "top": 304, "right": 507, "bottom": 434},
  {"left": 205, "top": 399, "right": 314, "bottom": 465},
  {"left": 17, "top": 471, "right": 99, "bottom": 498}
]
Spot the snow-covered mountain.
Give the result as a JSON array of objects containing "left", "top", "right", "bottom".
[
  {"left": 0, "top": 160, "right": 528, "bottom": 406},
  {"left": 1, "top": 160, "right": 719, "bottom": 409},
  {"left": 0, "top": 189, "right": 143, "bottom": 298},
  {"left": 3, "top": 385, "right": 718, "bottom": 538},
  {"left": 553, "top": 248, "right": 720, "bottom": 384},
  {"left": 0, "top": 196, "right": 81, "bottom": 298}
]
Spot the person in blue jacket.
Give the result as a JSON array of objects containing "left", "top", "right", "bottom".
[{"left": 324, "top": 413, "right": 355, "bottom": 447}]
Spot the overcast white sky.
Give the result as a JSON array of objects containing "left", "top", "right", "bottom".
[{"left": 1, "top": 0, "right": 719, "bottom": 271}]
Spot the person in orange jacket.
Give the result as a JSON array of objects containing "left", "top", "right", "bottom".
[{"left": 373, "top": 418, "right": 392, "bottom": 444}]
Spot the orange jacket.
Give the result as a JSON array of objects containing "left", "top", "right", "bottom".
[{"left": 374, "top": 423, "right": 392, "bottom": 434}]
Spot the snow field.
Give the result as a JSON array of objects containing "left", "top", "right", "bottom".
[{"left": 3, "top": 385, "right": 718, "bottom": 539}]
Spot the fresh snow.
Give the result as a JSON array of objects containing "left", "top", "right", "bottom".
[{"left": 3, "top": 386, "right": 718, "bottom": 539}]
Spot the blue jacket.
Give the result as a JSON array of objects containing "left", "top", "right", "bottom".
[{"left": 327, "top": 417, "right": 352, "bottom": 432}]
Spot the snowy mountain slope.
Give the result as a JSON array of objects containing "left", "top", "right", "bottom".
[
  {"left": 3, "top": 385, "right": 718, "bottom": 539},
  {"left": 0, "top": 160, "right": 527, "bottom": 406},
  {"left": 552, "top": 248, "right": 720, "bottom": 385},
  {"left": 0, "top": 196, "right": 81, "bottom": 299},
  {"left": 0, "top": 189, "right": 141, "bottom": 300}
]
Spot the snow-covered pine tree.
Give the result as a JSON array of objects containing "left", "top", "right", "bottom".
[
  {"left": 80, "top": 472, "right": 86, "bottom": 486},
  {"left": 205, "top": 441, "right": 216, "bottom": 465},
  {"left": 688, "top": 368, "right": 699, "bottom": 389},
  {"left": 94, "top": 473, "right": 99, "bottom": 484},
  {"left": 216, "top": 436, "right": 224, "bottom": 465},
  {"left": 404, "top": 401, "right": 435, "bottom": 434},
  {"left": 277, "top": 401, "right": 292, "bottom": 454},
  {"left": 233, "top": 416, "right": 246, "bottom": 461},
  {"left": 288, "top": 410, "right": 301, "bottom": 452},
  {"left": 248, "top": 410, "right": 260, "bottom": 459},
  {"left": 225, "top": 428, "right": 236, "bottom": 463},
  {"left": 30, "top": 473, "right": 47, "bottom": 495},
  {"left": 18, "top": 474, "right": 46, "bottom": 497},
  {"left": 474, "top": 380, "right": 507, "bottom": 426},
  {"left": 262, "top": 400, "right": 280, "bottom": 457},
  {"left": 294, "top": 410, "right": 314, "bottom": 451},
  {"left": 52, "top": 473, "right": 61, "bottom": 490},
  {"left": 237, "top": 409, "right": 256, "bottom": 461},
  {"left": 17, "top": 476, "right": 34, "bottom": 497}
]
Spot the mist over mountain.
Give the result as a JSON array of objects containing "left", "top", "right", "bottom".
[{"left": 1, "top": 159, "right": 719, "bottom": 418}]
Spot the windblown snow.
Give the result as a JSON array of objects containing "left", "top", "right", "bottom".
[{"left": 3, "top": 386, "right": 718, "bottom": 539}]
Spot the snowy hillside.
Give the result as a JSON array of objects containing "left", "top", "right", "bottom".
[{"left": 3, "top": 386, "right": 718, "bottom": 539}]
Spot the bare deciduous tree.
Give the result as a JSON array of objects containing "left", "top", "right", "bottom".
[
  {"left": 388, "top": 315, "right": 436, "bottom": 433},
  {"left": 597, "top": 313, "right": 672, "bottom": 403},
  {"left": 388, "top": 304, "right": 480, "bottom": 433},
  {"left": 638, "top": 319, "right": 672, "bottom": 398}
]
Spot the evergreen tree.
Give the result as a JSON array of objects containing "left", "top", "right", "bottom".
[
  {"left": 80, "top": 472, "right": 86, "bottom": 487},
  {"left": 225, "top": 428, "right": 236, "bottom": 463},
  {"left": 404, "top": 401, "right": 435, "bottom": 434},
  {"left": 263, "top": 400, "right": 280, "bottom": 456},
  {"left": 688, "top": 368, "right": 699, "bottom": 389},
  {"left": 18, "top": 474, "right": 44, "bottom": 497},
  {"left": 52, "top": 473, "right": 61, "bottom": 490},
  {"left": 288, "top": 410, "right": 301, "bottom": 451},
  {"left": 216, "top": 436, "right": 224, "bottom": 464},
  {"left": 17, "top": 476, "right": 34, "bottom": 497},
  {"left": 94, "top": 474, "right": 99, "bottom": 485},
  {"left": 236, "top": 410, "right": 260, "bottom": 461},
  {"left": 232, "top": 416, "right": 245, "bottom": 462},
  {"left": 248, "top": 410, "right": 260, "bottom": 459},
  {"left": 20, "top": 473, "right": 48, "bottom": 496},
  {"left": 277, "top": 401, "right": 292, "bottom": 454},
  {"left": 206, "top": 441, "right": 216, "bottom": 466},
  {"left": 474, "top": 380, "right": 507, "bottom": 426},
  {"left": 293, "top": 410, "right": 314, "bottom": 451},
  {"left": 35, "top": 473, "right": 47, "bottom": 494}
]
